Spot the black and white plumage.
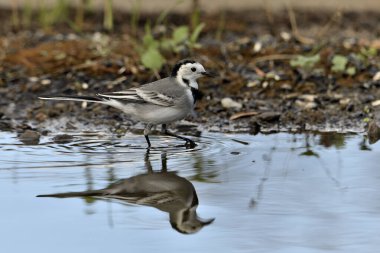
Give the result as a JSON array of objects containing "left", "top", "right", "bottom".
[{"left": 39, "top": 59, "right": 214, "bottom": 148}]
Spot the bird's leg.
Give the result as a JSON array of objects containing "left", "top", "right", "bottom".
[
  {"left": 161, "top": 124, "right": 196, "bottom": 148},
  {"left": 161, "top": 152, "right": 167, "bottom": 172},
  {"left": 144, "top": 124, "right": 153, "bottom": 148},
  {"left": 144, "top": 149, "right": 153, "bottom": 173}
]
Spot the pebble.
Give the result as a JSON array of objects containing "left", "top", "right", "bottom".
[
  {"left": 221, "top": 98, "right": 242, "bottom": 109},
  {"left": 118, "top": 67, "right": 127, "bottom": 74},
  {"left": 67, "top": 33, "right": 78, "bottom": 40},
  {"left": 81, "top": 101, "right": 88, "bottom": 109},
  {"left": 280, "top": 83, "right": 292, "bottom": 90},
  {"left": 266, "top": 72, "right": 280, "bottom": 81},
  {"left": 258, "top": 112, "right": 281, "bottom": 122},
  {"left": 29, "top": 77, "right": 39, "bottom": 82},
  {"left": 53, "top": 134, "right": 74, "bottom": 144},
  {"left": 280, "top": 31, "right": 291, "bottom": 41},
  {"left": 339, "top": 98, "right": 351, "bottom": 106},
  {"left": 262, "top": 81, "right": 269, "bottom": 89},
  {"left": 373, "top": 71, "right": 380, "bottom": 81},
  {"left": 247, "top": 80, "right": 260, "bottom": 88},
  {"left": 295, "top": 100, "right": 318, "bottom": 110},
  {"left": 35, "top": 112, "right": 48, "bottom": 122},
  {"left": 253, "top": 42, "right": 262, "bottom": 53},
  {"left": 82, "top": 83, "right": 89, "bottom": 89},
  {"left": 368, "top": 120, "right": 380, "bottom": 144},
  {"left": 41, "top": 79, "right": 51, "bottom": 85},
  {"left": 299, "top": 94, "right": 317, "bottom": 102},
  {"left": 19, "top": 130, "right": 40, "bottom": 145},
  {"left": 372, "top": 100, "right": 380, "bottom": 107}
]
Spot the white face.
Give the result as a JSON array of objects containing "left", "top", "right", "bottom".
[{"left": 177, "top": 62, "right": 206, "bottom": 80}]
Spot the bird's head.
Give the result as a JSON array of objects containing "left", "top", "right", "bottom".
[
  {"left": 170, "top": 210, "right": 215, "bottom": 234},
  {"left": 171, "top": 59, "right": 214, "bottom": 88}
]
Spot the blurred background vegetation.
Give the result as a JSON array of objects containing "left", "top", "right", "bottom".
[{"left": 1, "top": 0, "right": 380, "bottom": 134}]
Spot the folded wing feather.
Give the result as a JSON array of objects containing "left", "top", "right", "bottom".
[{"left": 98, "top": 88, "right": 175, "bottom": 107}]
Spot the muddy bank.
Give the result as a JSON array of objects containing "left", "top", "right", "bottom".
[{"left": 1, "top": 8, "right": 380, "bottom": 139}]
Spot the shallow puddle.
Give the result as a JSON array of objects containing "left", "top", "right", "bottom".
[{"left": 1, "top": 131, "right": 379, "bottom": 252}]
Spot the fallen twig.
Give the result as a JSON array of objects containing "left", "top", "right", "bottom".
[
  {"left": 251, "top": 54, "right": 295, "bottom": 65},
  {"left": 230, "top": 111, "right": 260, "bottom": 120}
]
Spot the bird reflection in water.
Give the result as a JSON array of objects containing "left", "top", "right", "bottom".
[{"left": 37, "top": 151, "right": 214, "bottom": 234}]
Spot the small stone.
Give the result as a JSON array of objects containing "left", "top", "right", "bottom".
[
  {"left": 371, "top": 100, "right": 380, "bottom": 107},
  {"left": 237, "top": 37, "right": 250, "bottom": 45},
  {"left": 247, "top": 80, "right": 259, "bottom": 88},
  {"left": 262, "top": 81, "right": 269, "bottom": 89},
  {"left": 280, "top": 83, "right": 292, "bottom": 90},
  {"left": 339, "top": 98, "right": 351, "bottom": 106},
  {"left": 266, "top": 72, "right": 280, "bottom": 81},
  {"left": 29, "top": 77, "right": 39, "bottom": 82},
  {"left": 41, "top": 79, "right": 51, "bottom": 85},
  {"left": 280, "top": 31, "right": 291, "bottom": 41},
  {"left": 64, "top": 122, "right": 76, "bottom": 130},
  {"left": 54, "top": 103, "right": 67, "bottom": 110},
  {"left": 368, "top": 120, "right": 380, "bottom": 144},
  {"left": 299, "top": 94, "right": 317, "bottom": 102},
  {"left": 53, "top": 134, "right": 74, "bottom": 144},
  {"left": 130, "top": 66, "right": 139, "bottom": 74},
  {"left": 362, "top": 82, "right": 372, "bottom": 89},
  {"left": 330, "top": 93, "right": 344, "bottom": 100},
  {"left": 221, "top": 97, "right": 242, "bottom": 109},
  {"left": 118, "top": 67, "right": 126, "bottom": 74},
  {"left": 284, "top": 93, "right": 299, "bottom": 100},
  {"left": 295, "top": 100, "right": 318, "bottom": 110},
  {"left": 82, "top": 83, "right": 89, "bottom": 89},
  {"left": 253, "top": 42, "right": 262, "bottom": 53},
  {"left": 19, "top": 130, "right": 40, "bottom": 145},
  {"left": 258, "top": 112, "right": 281, "bottom": 122},
  {"left": 35, "top": 112, "right": 48, "bottom": 122},
  {"left": 67, "top": 33, "right": 78, "bottom": 40},
  {"left": 373, "top": 71, "right": 380, "bottom": 81}
]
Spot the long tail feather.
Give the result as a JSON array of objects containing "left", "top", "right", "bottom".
[
  {"left": 36, "top": 189, "right": 104, "bottom": 198},
  {"left": 39, "top": 95, "right": 106, "bottom": 103},
  {"left": 39, "top": 95, "right": 133, "bottom": 115}
]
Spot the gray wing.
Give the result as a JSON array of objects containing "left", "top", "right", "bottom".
[
  {"left": 98, "top": 77, "right": 181, "bottom": 107},
  {"left": 99, "top": 192, "right": 180, "bottom": 206}
]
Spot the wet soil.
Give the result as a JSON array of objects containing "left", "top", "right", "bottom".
[{"left": 1, "top": 8, "right": 380, "bottom": 138}]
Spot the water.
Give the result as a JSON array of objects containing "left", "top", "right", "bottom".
[{"left": 1, "top": 130, "right": 379, "bottom": 252}]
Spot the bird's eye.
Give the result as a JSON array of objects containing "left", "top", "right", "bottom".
[{"left": 191, "top": 67, "right": 196, "bottom": 72}]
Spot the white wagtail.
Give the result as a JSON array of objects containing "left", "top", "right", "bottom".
[
  {"left": 39, "top": 59, "right": 214, "bottom": 148},
  {"left": 37, "top": 151, "right": 215, "bottom": 234}
]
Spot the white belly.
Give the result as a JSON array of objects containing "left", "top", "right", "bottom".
[
  {"left": 110, "top": 89, "right": 194, "bottom": 125},
  {"left": 139, "top": 106, "right": 190, "bottom": 124}
]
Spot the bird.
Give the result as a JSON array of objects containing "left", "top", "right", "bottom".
[
  {"left": 39, "top": 59, "right": 214, "bottom": 148},
  {"left": 37, "top": 151, "right": 215, "bottom": 234}
]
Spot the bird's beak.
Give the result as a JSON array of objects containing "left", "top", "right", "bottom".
[
  {"left": 201, "top": 71, "right": 217, "bottom": 78},
  {"left": 199, "top": 217, "right": 215, "bottom": 226}
]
